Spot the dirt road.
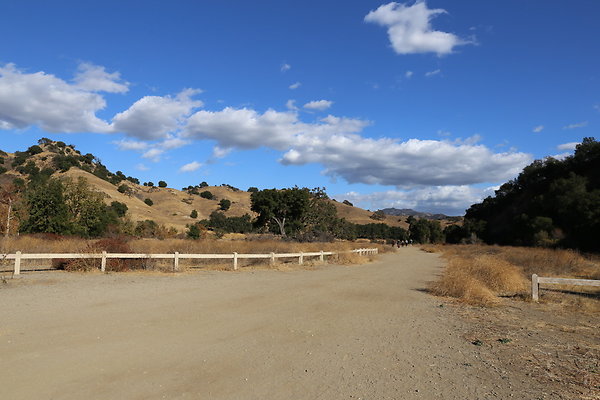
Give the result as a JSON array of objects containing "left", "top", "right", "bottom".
[{"left": 1, "top": 248, "right": 532, "bottom": 399}]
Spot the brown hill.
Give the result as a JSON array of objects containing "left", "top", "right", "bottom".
[{"left": 0, "top": 141, "right": 417, "bottom": 233}]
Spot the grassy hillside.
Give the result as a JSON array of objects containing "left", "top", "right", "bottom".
[{"left": 0, "top": 140, "right": 419, "bottom": 233}]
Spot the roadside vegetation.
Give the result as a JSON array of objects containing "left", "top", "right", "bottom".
[{"left": 428, "top": 244, "right": 600, "bottom": 310}]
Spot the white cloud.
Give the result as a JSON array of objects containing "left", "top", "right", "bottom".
[
  {"left": 73, "top": 62, "right": 129, "bottom": 93},
  {"left": 281, "top": 136, "right": 531, "bottom": 187},
  {"left": 562, "top": 121, "right": 588, "bottom": 130},
  {"left": 135, "top": 163, "right": 149, "bottom": 171},
  {"left": 289, "top": 82, "right": 301, "bottom": 90},
  {"left": 114, "top": 139, "right": 149, "bottom": 151},
  {"left": 211, "top": 146, "right": 232, "bottom": 159},
  {"left": 182, "top": 105, "right": 530, "bottom": 187},
  {"left": 286, "top": 99, "right": 299, "bottom": 111},
  {"left": 364, "top": 1, "right": 470, "bottom": 56},
  {"left": 111, "top": 88, "right": 203, "bottom": 140},
  {"left": 532, "top": 125, "right": 544, "bottom": 133},
  {"left": 437, "top": 129, "right": 451, "bottom": 137},
  {"left": 281, "top": 63, "right": 291, "bottom": 72},
  {"left": 179, "top": 161, "right": 202, "bottom": 173},
  {"left": 161, "top": 136, "right": 190, "bottom": 149},
  {"left": 183, "top": 107, "right": 368, "bottom": 151},
  {"left": 0, "top": 63, "right": 111, "bottom": 133},
  {"left": 557, "top": 142, "right": 579, "bottom": 151},
  {"left": 405, "top": 70, "right": 414, "bottom": 78},
  {"left": 424, "top": 69, "right": 441, "bottom": 77},
  {"left": 303, "top": 100, "right": 333, "bottom": 111},
  {"left": 338, "top": 185, "right": 495, "bottom": 216},
  {"left": 142, "top": 148, "right": 164, "bottom": 162}
]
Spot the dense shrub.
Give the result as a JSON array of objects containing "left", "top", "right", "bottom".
[
  {"left": 219, "top": 199, "right": 231, "bottom": 211},
  {"left": 158, "top": 180, "right": 167, "bottom": 188},
  {"left": 200, "top": 191, "right": 214, "bottom": 200},
  {"left": 144, "top": 198, "right": 153, "bottom": 206}
]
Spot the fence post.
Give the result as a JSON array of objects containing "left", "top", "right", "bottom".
[
  {"left": 319, "top": 250, "right": 324, "bottom": 263},
  {"left": 101, "top": 251, "right": 107, "bottom": 272},
  {"left": 270, "top": 252, "right": 275, "bottom": 265},
  {"left": 532, "top": 274, "right": 539, "bottom": 302},
  {"left": 14, "top": 251, "right": 21, "bottom": 276},
  {"left": 233, "top": 252, "right": 238, "bottom": 270},
  {"left": 299, "top": 252, "right": 304, "bottom": 265},
  {"left": 174, "top": 252, "right": 179, "bottom": 271}
]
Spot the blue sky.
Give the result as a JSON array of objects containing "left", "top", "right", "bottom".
[{"left": 1, "top": 1, "right": 598, "bottom": 215}]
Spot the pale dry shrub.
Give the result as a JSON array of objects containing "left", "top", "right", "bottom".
[
  {"left": 430, "top": 256, "right": 526, "bottom": 305},
  {"left": 431, "top": 244, "right": 600, "bottom": 309}
]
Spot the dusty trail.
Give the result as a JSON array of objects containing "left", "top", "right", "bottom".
[{"left": 1, "top": 248, "right": 527, "bottom": 399}]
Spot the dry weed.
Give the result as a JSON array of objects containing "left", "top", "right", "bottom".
[{"left": 430, "top": 244, "right": 600, "bottom": 309}]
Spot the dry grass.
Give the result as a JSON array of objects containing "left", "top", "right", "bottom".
[
  {"left": 427, "top": 244, "right": 600, "bottom": 309},
  {"left": 0, "top": 235, "right": 387, "bottom": 272}
]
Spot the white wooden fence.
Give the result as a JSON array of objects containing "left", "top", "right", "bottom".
[
  {"left": 1, "top": 248, "right": 379, "bottom": 275},
  {"left": 531, "top": 273, "right": 600, "bottom": 301}
]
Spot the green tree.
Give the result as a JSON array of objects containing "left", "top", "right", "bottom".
[
  {"left": 144, "top": 198, "right": 154, "bottom": 206},
  {"left": 158, "top": 180, "right": 167, "bottom": 188},
  {"left": 251, "top": 188, "right": 310, "bottom": 236},
  {"left": 190, "top": 209, "right": 198, "bottom": 219},
  {"left": 247, "top": 187, "right": 258, "bottom": 193},
  {"left": 20, "top": 178, "right": 71, "bottom": 234},
  {"left": 219, "top": 199, "right": 231, "bottom": 211},
  {"left": 200, "top": 191, "right": 214, "bottom": 200}
]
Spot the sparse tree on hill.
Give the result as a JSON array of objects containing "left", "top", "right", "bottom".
[
  {"left": 144, "top": 198, "right": 153, "bottom": 206},
  {"left": 219, "top": 199, "right": 231, "bottom": 211},
  {"left": 158, "top": 181, "right": 167, "bottom": 188},
  {"left": 251, "top": 188, "right": 310, "bottom": 236},
  {"left": 190, "top": 209, "right": 198, "bottom": 219}
]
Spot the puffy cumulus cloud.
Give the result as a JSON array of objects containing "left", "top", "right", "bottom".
[
  {"left": 73, "top": 62, "right": 129, "bottom": 93},
  {"left": 111, "top": 89, "right": 203, "bottom": 140},
  {"left": 338, "top": 185, "right": 496, "bottom": 216},
  {"left": 179, "top": 161, "right": 202, "bottom": 173},
  {"left": 0, "top": 63, "right": 111, "bottom": 133},
  {"left": 183, "top": 107, "right": 367, "bottom": 151},
  {"left": 281, "top": 137, "right": 532, "bottom": 187},
  {"left": 562, "top": 121, "right": 588, "bottom": 130},
  {"left": 365, "top": 1, "right": 470, "bottom": 56},
  {"left": 211, "top": 146, "right": 232, "bottom": 159},
  {"left": 303, "top": 100, "right": 333, "bottom": 111},
  {"left": 532, "top": 125, "right": 544, "bottom": 133}
]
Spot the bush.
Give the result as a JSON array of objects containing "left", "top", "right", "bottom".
[
  {"left": 219, "top": 199, "right": 231, "bottom": 211},
  {"left": 190, "top": 209, "right": 198, "bottom": 219},
  {"left": 117, "top": 184, "right": 129, "bottom": 194},
  {"left": 144, "top": 198, "right": 154, "bottom": 206},
  {"left": 0, "top": 166, "right": 6, "bottom": 175},
  {"left": 158, "top": 180, "right": 167, "bottom": 188},
  {"left": 342, "top": 200, "right": 353, "bottom": 207},
  {"left": 27, "top": 145, "right": 43, "bottom": 155},
  {"left": 247, "top": 187, "right": 259, "bottom": 193},
  {"left": 200, "top": 191, "right": 214, "bottom": 200}
]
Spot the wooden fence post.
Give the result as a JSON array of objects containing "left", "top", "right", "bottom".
[
  {"left": 270, "top": 252, "right": 275, "bottom": 265},
  {"left": 299, "top": 252, "right": 304, "bottom": 265},
  {"left": 101, "top": 251, "right": 107, "bottom": 272},
  {"left": 532, "top": 274, "right": 539, "bottom": 302},
  {"left": 319, "top": 250, "right": 324, "bottom": 263},
  {"left": 174, "top": 252, "right": 179, "bottom": 271},
  {"left": 14, "top": 251, "right": 21, "bottom": 276},
  {"left": 233, "top": 252, "right": 238, "bottom": 270}
]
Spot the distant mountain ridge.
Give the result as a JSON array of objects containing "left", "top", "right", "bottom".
[{"left": 380, "top": 208, "right": 456, "bottom": 220}]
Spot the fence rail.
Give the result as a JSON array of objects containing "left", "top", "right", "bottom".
[
  {"left": 1, "top": 248, "right": 379, "bottom": 275},
  {"left": 531, "top": 273, "right": 600, "bottom": 301}
]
